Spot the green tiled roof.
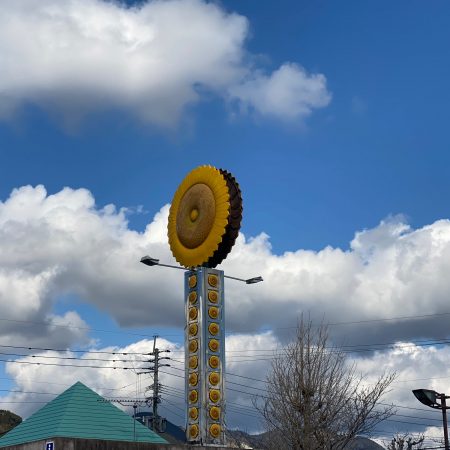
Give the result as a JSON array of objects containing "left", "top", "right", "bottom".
[{"left": 0, "top": 382, "right": 168, "bottom": 447}]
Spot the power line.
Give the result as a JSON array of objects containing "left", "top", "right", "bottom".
[
  {"left": 170, "top": 338, "right": 445, "bottom": 353},
  {"left": 2, "top": 377, "right": 441, "bottom": 429},
  {"left": 0, "top": 358, "right": 140, "bottom": 370},
  {"left": 0, "top": 350, "right": 147, "bottom": 364},
  {"left": 0, "top": 400, "right": 48, "bottom": 404},
  {"left": 5, "top": 309, "right": 449, "bottom": 344},
  {"left": 168, "top": 337, "right": 450, "bottom": 361},
  {"left": 0, "top": 376, "right": 151, "bottom": 393},
  {"left": 378, "top": 402, "right": 438, "bottom": 413},
  {"left": 160, "top": 385, "right": 258, "bottom": 414},
  {"left": 152, "top": 356, "right": 450, "bottom": 421},
  {"left": 156, "top": 371, "right": 445, "bottom": 424},
  {"left": 4, "top": 321, "right": 450, "bottom": 361},
  {"left": 220, "top": 311, "right": 450, "bottom": 336},
  {"left": 163, "top": 374, "right": 440, "bottom": 425},
  {"left": 328, "top": 312, "right": 450, "bottom": 326},
  {"left": 161, "top": 396, "right": 184, "bottom": 414},
  {"left": 159, "top": 369, "right": 269, "bottom": 400},
  {"left": 160, "top": 364, "right": 270, "bottom": 394},
  {"left": 0, "top": 389, "right": 59, "bottom": 396},
  {"left": 0, "top": 344, "right": 156, "bottom": 356},
  {"left": 159, "top": 401, "right": 185, "bottom": 421},
  {"left": 226, "top": 371, "right": 269, "bottom": 384},
  {"left": 0, "top": 318, "right": 143, "bottom": 336},
  {"left": 288, "top": 312, "right": 450, "bottom": 329},
  {"left": 0, "top": 317, "right": 182, "bottom": 338}
]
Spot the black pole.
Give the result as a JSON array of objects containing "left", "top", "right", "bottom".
[
  {"left": 152, "top": 336, "right": 159, "bottom": 432},
  {"left": 441, "top": 395, "right": 449, "bottom": 450},
  {"left": 133, "top": 404, "right": 137, "bottom": 441}
]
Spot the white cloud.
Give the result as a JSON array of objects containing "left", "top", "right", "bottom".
[
  {"left": 0, "top": 335, "right": 272, "bottom": 429},
  {"left": 0, "top": 0, "right": 330, "bottom": 127},
  {"left": 2, "top": 183, "right": 450, "bottom": 436},
  {"left": 351, "top": 342, "right": 450, "bottom": 442},
  {"left": 0, "top": 184, "right": 180, "bottom": 347},
  {"left": 2, "top": 184, "right": 450, "bottom": 348},
  {"left": 1, "top": 338, "right": 183, "bottom": 419},
  {"left": 229, "top": 63, "right": 331, "bottom": 121}
]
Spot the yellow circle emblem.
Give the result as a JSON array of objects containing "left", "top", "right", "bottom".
[
  {"left": 208, "top": 274, "right": 218, "bottom": 287},
  {"left": 189, "top": 356, "right": 198, "bottom": 369},
  {"left": 188, "top": 275, "right": 197, "bottom": 288},
  {"left": 209, "top": 389, "right": 221, "bottom": 403},
  {"left": 208, "top": 306, "right": 219, "bottom": 319},
  {"left": 189, "top": 307, "right": 198, "bottom": 321},
  {"left": 208, "top": 323, "right": 219, "bottom": 336},
  {"left": 168, "top": 166, "right": 242, "bottom": 268},
  {"left": 189, "top": 390, "right": 198, "bottom": 403},
  {"left": 208, "top": 290, "right": 218, "bottom": 303},
  {"left": 208, "top": 339, "right": 219, "bottom": 352},
  {"left": 189, "top": 407, "right": 199, "bottom": 420},
  {"left": 209, "top": 371, "right": 220, "bottom": 386},
  {"left": 209, "top": 355, "right": 220, "bottom": 369},
  {"left": 189, "top": 339, "right": 198, "bottom": 353},
  {"left": 189, "top": 372, "right": 198, "bottom": 386},
  {"left": 209, "top": 406, "right": 221, "bottom": 420},
  {"left": 209, "top": 423, "right": 221, "bottom": 438},
  {"left": 189, "top": 424, "right": 199, "bottom": 439},
  {"left": 188, "top": 291, "right": 197, "bottom": 304}
]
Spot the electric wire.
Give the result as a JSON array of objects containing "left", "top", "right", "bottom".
[
  {"left": 2, "top": 310, "right": 450, "bottom": 342},
  {"left": 0, "top": 343, "right": 156, "bottom": 356},
  {"left": 160, "top": 384, "right": 258, "bottom": 414},
  {"left": 159, "top": 404, "right": 184, "bottom": 424},
  {"left": 158, "top": 371, "right": 443, "bottom": 424},
  {"left": 0, "top": 350, "right": 148, "bottom": 364},
  {"left": 0, "top": 358, "right": 140, "bottom": 370},
  {"left": 2, "top": 310, "right": 450, "bottom": 438},
  {"left": 159, "top": 367, "right": 442, "bottom": 413},
  {"left": 2, "top": 330, "right": 450, "bottom": 362},
  {"left": 0, "top": 316, "right": 182, "bottom": 338},
  {"left": 0, "top": 373, "right": 441, "bottom": 434},
  {"left": 0, "top": 356, "right": 442, "bottom": 424}
]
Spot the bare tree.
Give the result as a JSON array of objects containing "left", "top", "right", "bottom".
[
  {"left": 384, "top": 432, "right": 425, "bottom": 449},
  {"left": 255, "top": 317, "right": 396, "bottom": 450}
]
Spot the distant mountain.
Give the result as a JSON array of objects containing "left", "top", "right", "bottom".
[
  {"left": 349, "top": 437, "right": 384, "bottom": 450},
  {"left": 226, "top": 430, "right": 383, "bottom": 449},
  {"left": 0, "top": 410, "right": 22, "bottom": 436}
]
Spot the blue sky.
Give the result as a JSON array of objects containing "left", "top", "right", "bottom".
[
  {"left": 2, "top": 0, "right": 450, "bottom": 253},
  {"left": 1, "top": 0, "right": 450, "bottom": 442}
]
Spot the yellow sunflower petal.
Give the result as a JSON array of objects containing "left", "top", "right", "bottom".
[{"left": 168, "top": 166, "right": 230, "bottom": 267}]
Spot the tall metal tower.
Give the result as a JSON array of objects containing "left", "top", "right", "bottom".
[{"left": 141, "top": 165, "right": 262, "bottom": 446}]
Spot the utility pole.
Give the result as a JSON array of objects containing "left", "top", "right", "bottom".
[
  {"left": 139, "top": 335, "right": 170, "bottom": 433},
  {"left": 153, "top": 337, "right": 160, "bottom": 430}
]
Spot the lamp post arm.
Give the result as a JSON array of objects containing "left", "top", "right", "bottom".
[
  {"left": 140, "top": 256, "right": 263, "bottom": 284},
  {"left": 152, "top": 262, "right": 187, "bottom": 271}
]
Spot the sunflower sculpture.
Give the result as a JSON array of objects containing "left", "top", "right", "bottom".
[{"left": 168, "top": 165, "right": 242, "bottom": 268}]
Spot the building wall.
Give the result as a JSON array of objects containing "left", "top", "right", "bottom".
[{"left": 0, "top": 437, "right": 237, "bottom": 450}]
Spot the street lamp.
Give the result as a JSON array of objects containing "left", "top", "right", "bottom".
[
  {"left": 140, "top": 255, "right": 264, "bottom": 285},
  {"left": 141, "top": 253, "right": 263, "bottom": 445},
  {"left": 412, "top": 389, "right": 449, "bottom": 449},
  {"left": 140, "top": 256, "right": 160, "bottom": 267}
]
